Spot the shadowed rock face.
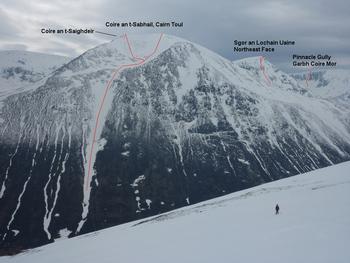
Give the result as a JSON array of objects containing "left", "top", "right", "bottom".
[{"left": 0, "top": 36, "right": 349, "bottom": 254}]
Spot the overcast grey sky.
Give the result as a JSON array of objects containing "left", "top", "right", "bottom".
[{"left": 0, "top": 0, "right": 349, "bottom": 71}]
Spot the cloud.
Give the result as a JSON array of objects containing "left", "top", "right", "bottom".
[
  {"left": 0, "top": 0, "right": 105, "bottom": 57},
  {"left": 0, "top": 0, "right": 349, "bottom": 71},
  {"left": 1, "top": 43, "right": 27, "bottom": 50}
]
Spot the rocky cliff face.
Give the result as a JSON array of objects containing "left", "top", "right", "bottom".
[{"left": 0, "top": 34, "right": 349, "bottom": 253}]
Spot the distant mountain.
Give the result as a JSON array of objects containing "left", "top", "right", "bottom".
[
  {"left": 0, "top": 50, "right": 70, "bottom": 101},
  {"left": 292, "top": 69, "right": 350, "bottom": 110},
  {"left": 292, "top": 69, "right": 350, "bottom": 98},
  {"left": 0, "top": 35, "right": 349, "bottom": 254}
]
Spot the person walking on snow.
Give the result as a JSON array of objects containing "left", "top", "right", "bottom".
[{"left": 275, "top": 204, "right": 280, "bottom": 215}]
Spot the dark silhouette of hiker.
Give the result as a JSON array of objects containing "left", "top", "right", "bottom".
[{"left": 275, "top": 204, "right": 280, "bottom": 215}]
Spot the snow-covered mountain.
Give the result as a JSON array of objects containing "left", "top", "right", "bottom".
[
  {"left": 292, "top": 69, "right": 350, "bottom": 110},
  {"left": 292, "top": 69, "right": 350, "bottom": 98},
  {"left": 0, "top": 50, "right": 70, "bottom": 101},
  {"left": 0, "top": 34, "right": 349, "bottom": 253},
  {"left": 2, "top": 161, "right": 349, "bottom": 263}
]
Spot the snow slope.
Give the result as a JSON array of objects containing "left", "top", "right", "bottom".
[{"left": 2, "top": 161, "right": 349, "bottom": 263}]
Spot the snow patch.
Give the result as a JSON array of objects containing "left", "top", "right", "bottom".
[
  {"left": 238, "top": 158, "right": 250, "bottom": 165},
  {"left": 145, "top": 199, "right": 152, "bottom": 209},
  {"left": 121, "top": 151, "right": 130, "bottom": 157},
  {"left": 12, "top": 229, "right": 19, "bottom": 236},
  {"left": 131, "top": 175, "right": 146, "bottom": 187},
  {"left": 57, "top": 228, "right": 72, "bottom": 240}
]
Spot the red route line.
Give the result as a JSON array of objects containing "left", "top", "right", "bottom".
[
  {"left": 259, "top": 56, "right": 272, "bottom": 86},
  {"left": 306, "top": 66, "right": 312, "bottom": 87},
  {"left": 85, "top": 33, "right": 163, "bottom": 191},
  {"left": 125, "top": 34, "right": 144, "bottom": 62}
]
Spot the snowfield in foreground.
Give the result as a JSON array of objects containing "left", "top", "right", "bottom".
[{"left": 2, "top": 161, "right": 350, "bottom": 263}]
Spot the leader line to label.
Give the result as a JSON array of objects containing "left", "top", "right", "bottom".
[{"left": 95, "top": 30, "right": 118, "bottom": 37}]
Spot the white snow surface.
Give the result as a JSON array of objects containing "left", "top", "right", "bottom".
[{"left": 3, "top": 161, "right": 350, "bottom": 263}]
